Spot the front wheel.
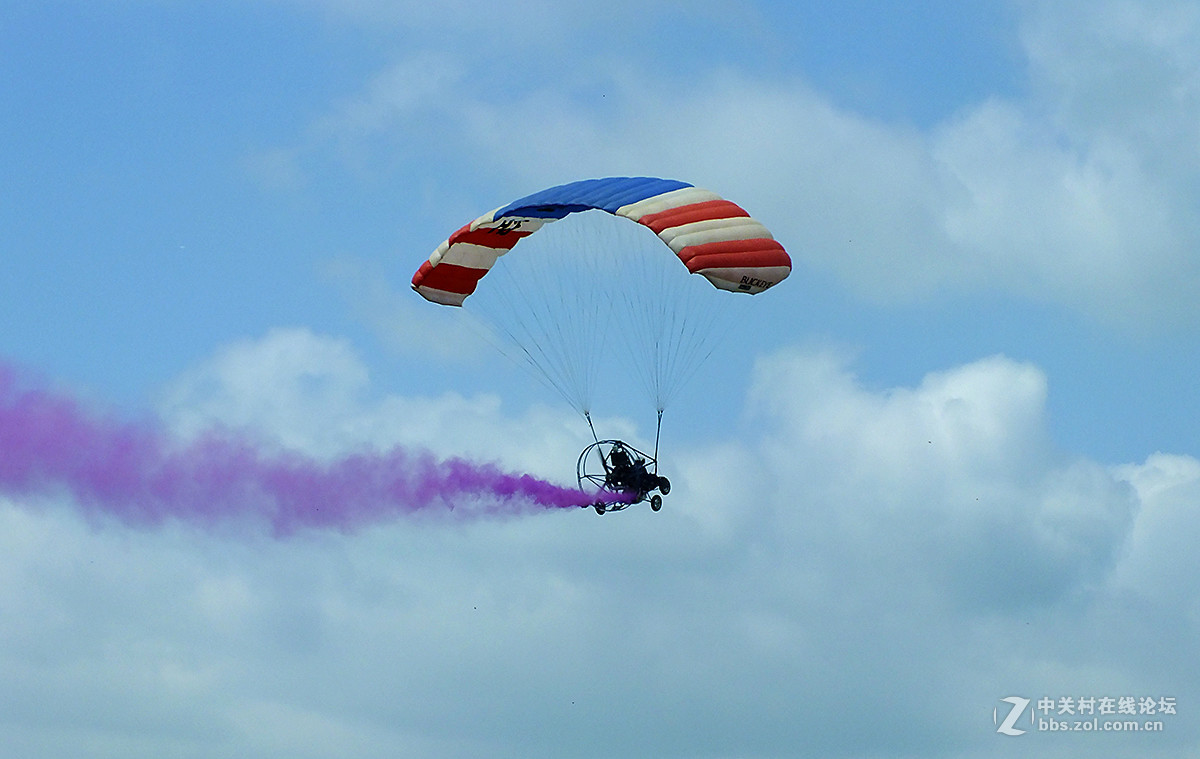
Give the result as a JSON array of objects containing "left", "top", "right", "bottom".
[{"left": 650, "top": 495, "right": 663, "bottom": 511}]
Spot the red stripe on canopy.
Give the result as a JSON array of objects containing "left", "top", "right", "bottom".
[
  {"left": 638, "top": 200, "right": 749, "bottom": 234},
  {"left": 412, "top": 261, "right": 489, "bottom": 295},
  {"left": 678, "top": 239, "right": 790, "bottom": 270},
  {"left": 449, "top": 225, "right": 533, "bottom": 250}
]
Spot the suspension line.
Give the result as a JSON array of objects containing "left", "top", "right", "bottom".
[{"left": 652, "top": 408, "right": 663, "bottom": 473}]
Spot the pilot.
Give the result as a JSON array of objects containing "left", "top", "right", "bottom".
[{"left": 606, "top": 443, "right": 648, "bottom": 492}]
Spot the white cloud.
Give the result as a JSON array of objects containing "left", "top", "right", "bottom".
[
  {"left": 313, "top": 54, "right": 468, "bottom": 144},
  {"left": 157, "top": 327, "right": 371, "bottom": 454},
  {"left": 5, "top": 332, "right": 1195, "bottom": 758},
  {"left": 1113, "top": 452, "right": 1200, "bottom": 603},
  {"left": 1020, "top": 0, "right": 1200, "bottom": 165},
  {"left": 155, "top": 327, "right": 606, "bottom": 482},
  {"left": 278, "top": 0, "right": 1200, "bottom": 333},
  {"left": 742, "top": 349, "right": 1137, "bottom": 611}
]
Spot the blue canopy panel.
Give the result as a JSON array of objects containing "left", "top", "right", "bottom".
[{"left": 494, "top": 177, "right": 694, "bottom": 219}]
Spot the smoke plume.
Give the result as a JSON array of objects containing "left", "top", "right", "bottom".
[{"left": 0, "top": 363, "right": 596, "bottom": 533}]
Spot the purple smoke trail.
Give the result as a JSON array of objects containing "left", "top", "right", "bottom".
[{"left": 0, "top": 362, "right": 600, "bottom": 533}]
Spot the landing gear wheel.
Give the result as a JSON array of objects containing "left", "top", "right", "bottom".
[
  {"left": 594, "top": 503, "right": 605, "bottom": 515},
  {"left": 650, "top": 495, "right": 663, "bottom": 511},
  {"left": 657, "top": 476, "right": 671, "bottom": 495}
]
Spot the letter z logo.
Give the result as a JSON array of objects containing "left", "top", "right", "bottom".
[{"left": 994, "top": 696, "right": 1031, "bottom": 736}]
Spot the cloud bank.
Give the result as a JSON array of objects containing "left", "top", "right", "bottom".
[{"left": 2, "top": 329, "right": 1195, "bottom": 758}]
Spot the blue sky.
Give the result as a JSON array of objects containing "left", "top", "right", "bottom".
[{"left": 2, "top": 1, "right": 1199, "bottom": 757}]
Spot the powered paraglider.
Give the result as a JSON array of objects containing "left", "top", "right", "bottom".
[
  {"left": 412, "top": 177, "right": 790, "bottom": 512},
  {"left": 576, "top": 439, "right": 671, "bottom": 514}
]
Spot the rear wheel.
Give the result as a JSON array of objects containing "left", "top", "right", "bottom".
[{"left": 657, "top": 477, "right": 671, "bottom": 495}]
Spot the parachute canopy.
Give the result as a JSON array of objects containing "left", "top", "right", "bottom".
[
  {"left": 412, "top": 177, "right": 791, "bottom": 306},
  {"left": 411, "top": 176, "right": 791, "bottom": 420}
]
